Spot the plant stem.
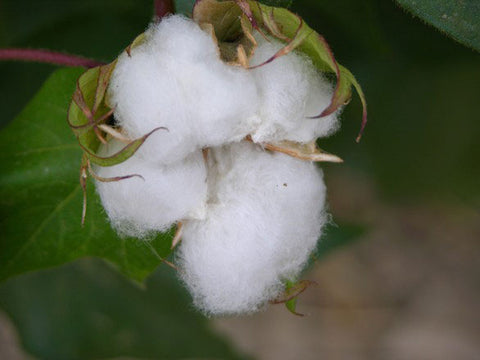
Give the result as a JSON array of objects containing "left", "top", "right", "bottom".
[
  {"left": 0, "top": 48, "right": 104, "bottom": 68},
  {"left": 154, "top": 0, "right": 175, "bottom": 19}
]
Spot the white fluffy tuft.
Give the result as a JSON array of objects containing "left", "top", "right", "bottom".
[
  {"left": 177, "top": 142, "right": 327, "bottom": 315},
  {"left": 95, "top": 17, "right": 341, "bottom": 315},
  {"left": 94, "top": 139, "right": 208, "bottom": 238},
  {"left": 107, "top": 15, "right": 259, "bottom": 165},
  {"left": 248, "top": 36, "right": 340, "bottom": 143}
]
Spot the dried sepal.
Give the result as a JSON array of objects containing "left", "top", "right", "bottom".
[
  {"left": 193, "top": 0, "right": 256, "bottom": 63},
  {"left": 248, "top": 16, "right": 313, "bottom": 70},
  {"left": 93, "top": 63, "right": 116, "bottom": 114},
  {"left": 144, "top": 240, "right": 178, "bottom": 271},
  {"left": 80, "top": 126, "right": 168, "bottom": 167},
  {"left": 245, "top": 136, "right": 343, "bottom": 163},
  {"left": 86, "top": 159, "right": 145, "bottom": 183},
  {"left": 264, "top": 142, "right": 343, "bottom": 163},
  {"left": 97, "top": 124, "right": 131, "bottom": 144},
  {"left": 236, "top": 44, "right": 249, "bottom": 68},
  {"left": 171, "top": 221, "right": 184, "bottom": 249},
  {"left": 340, "top": 65, "right": 368, "bottom": 142},
  {"left": 78, "top": 152, "right": 146, "bottom": 225},
  {"left": 193, "top": 0, "right": 243, "bottom": 38},
  {"left": 125, "top": 33, "right": 147, "bottom": 58},
  {"left": 240, "top": 14, "right": 258, "bottom": 47},
  {"left": 233, "top": 0, "right": 258, "bottom": 29}
]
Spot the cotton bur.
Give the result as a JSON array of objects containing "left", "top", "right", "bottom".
[{"left": 87, "top": 7, "right": 354, "bottom": 316}]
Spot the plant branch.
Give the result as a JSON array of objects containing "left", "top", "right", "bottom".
[
  {"left": 0, "top": 48, "right": 104, "bottom": 68},
  {"left": 154, "top": 0, "right": 175, "bottom": 19}
]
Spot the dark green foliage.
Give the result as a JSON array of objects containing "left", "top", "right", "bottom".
[
  {"left": 0, "top": 68, "right": 173, "bottom": 283},
  {"left": 396, "top": 0, "right": 480, "bottom": 52},
  {"left": 0, "top": 259, "right": 243, "bottom": 360}
]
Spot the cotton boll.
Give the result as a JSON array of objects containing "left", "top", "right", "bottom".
[
  {"left": 94, "top": 139, "right": 208, "bottom": 238},
  {"left": 107, "top": 15, "right": 259, "bottom": 165},
  {"left": 249, "top": 36, "right": 340, "bottom": 143},
  {"left": 178, "top": 142, "right": 327, "bottom": 315}
]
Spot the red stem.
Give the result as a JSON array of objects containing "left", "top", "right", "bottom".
[
  {"left": 154, "top": 0, "right": 175, "bottom": 19},
  {"left": 0, "top": 48, "right": 104, "bottom": 68}
]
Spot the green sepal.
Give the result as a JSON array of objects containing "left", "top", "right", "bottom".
[
  {"left": 80, "top": 126, "right": 167, "bottom": 167},
  {"left": 285, "top": 295, "right": 298, "bottom": 315},
  {"left": 271, "top": 279, "right": 316, "bottom": 316},
  {"left": 68, "top": 62, "right": 116, "bottom": 154}
]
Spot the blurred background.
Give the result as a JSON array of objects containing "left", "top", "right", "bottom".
[{"left": 0, "top": 0, "right": 479, "bottom": 359}]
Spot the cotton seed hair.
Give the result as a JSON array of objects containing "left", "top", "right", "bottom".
[
  {"left": 249, "top": 35, "right": 340, "bottom": 143},
  {"left": 178, "top": 142, "right": 327, "bottom": 315},
  {"left": 97, "top": 15, "right": 340, "bottom": 315},
  {"left": 107, "top": 16, "right": 260, "bottom": 165},
  {"left": 95, "top": 139, "right": 208, "bottom": 238}
]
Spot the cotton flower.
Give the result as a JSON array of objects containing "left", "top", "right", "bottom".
[
  {"left": 177, "top": 142, "right": 327, "bottom": 315},
  {"left": 107, "top": 15, "right": 259, "bottom": 165},
  {"left": 94, "top": 139, "right": 208, "bottom": 238}
]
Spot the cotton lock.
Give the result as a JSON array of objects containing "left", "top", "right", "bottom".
[
  {"left": 249, "top": 35, "right": 340, "bottom": 143},
  {"left": 177, "top": 142, "right": 327, "bottom": 315},
  {"left": 107, "top": 15, "right": 260, "bottom": 165},
  {"left": 95, "top": 139, "right": 208, "bottom": 238}
]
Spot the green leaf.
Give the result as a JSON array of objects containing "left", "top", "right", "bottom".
[
  {"left": 0, "top": 259, "right": 243, "bottom": 360},
  {"left": 396, "top": 0, "right": 480, "bottom": 52},
  {"left": 0, "top": 68, "right": 173, "bottom": 283}
]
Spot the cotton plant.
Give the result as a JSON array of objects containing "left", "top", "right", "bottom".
[{"left": 65, "top": 0, "right": 367, "bottom": 316}]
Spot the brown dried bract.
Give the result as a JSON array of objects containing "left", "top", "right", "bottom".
[{"left": 245, "top": 136, "right": 343, "bottom": 163}]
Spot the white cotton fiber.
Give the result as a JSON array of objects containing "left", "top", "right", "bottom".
[
  {"left": 177, "top": 142, "right": 327, "bottom": 315},
  {"left": 248, "top": 36, "right": 340, "bottom": 143},
  {"left": 107, "top": 15, "right": 259, "bottom": 165},
  {"left": 94, "top": 139, "right": 208, "bottom": 238}
]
